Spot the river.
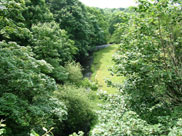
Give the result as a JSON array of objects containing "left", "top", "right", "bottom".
[{"left": 81, "top": 44, "right": 112, "bottom": 79}]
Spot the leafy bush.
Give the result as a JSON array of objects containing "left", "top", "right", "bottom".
[
  {"left": 109, "top": 12, "right": 130, "bottom": 44},
  {"left": 0, "top": 0, "right": 32, "bottom": 45},
  {"left": 65, "top": 62, "right": 83, "bottom": 83},
  {"left": 90, "top": 94, "right": 164, "bottom": 136},
  {"left": 168, "top": 118, "right": 182, "bottom": 136},
  {"left": 90, "top": 92, "right": 182, "bottom": 136},
  {"left": 54, "top": 85, "right": 96, "bottom": 136},
  {"left": 80, "top": 78, "right": 98, "bottom": 91},
  {"left": 87, "top": 7, "right": 110, "bottom": 45}
]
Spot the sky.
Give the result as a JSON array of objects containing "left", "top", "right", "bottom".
[{"left": 79, "top": 0, "right": 137, "bottom": 8}]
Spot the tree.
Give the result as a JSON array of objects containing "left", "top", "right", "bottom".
[
  {"left": 31, "top": 21, "right": 77, "bottom": 82},
  {"left": 0, "top": 0, "right": 32, "bottom": 46},
  {"left": 87, "top": 7, "right": 109, "bottom": 45},
  {"left": 0, "top": 41, "right": 67, "bottom": 135},
  {"left": 113, "top": 0, "right": 182, "bottom": 119},
  {"left": 23, "top": 0, "right": 53, "bottom": 28},
  {"left": 46, "top": 0, "right": 93, "bottom": 59},
  {"left": 109, "top": 12, "right": 130, "bottom": 43}
]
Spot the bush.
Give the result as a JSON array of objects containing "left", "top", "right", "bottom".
[
  {"left": 54, "top": 85, "right": 96, "bottom": 136},
  {"left": 90, "top": 94, "right": 163, "bottom": 136},
  {"left": 90, "top": 93, "right": 182, "bottom": 136},
  {"left": 112, "top": 0, "right": 182, "bottom": 108},
  {"left": 168, "top": 119, "right": 182, "bottom": 136},
  {"left": 80, "top": 78, "right": 99, "bottom": 91},
  {"left": 65, "top": 62, "right": 83, "bottom": 83}
]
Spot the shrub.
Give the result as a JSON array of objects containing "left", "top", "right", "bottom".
[
  {"left": 65, "top": 62, "right": 83, "bottom": 83},
  {"left": 54, "top": 85, "right": 96, "bottom": 136},
  {"left": 168, "top": 119, "right": 182, "bottom": 136},
  {"left": 103, "top": 0, "right": 182, "bottom": 135},
  {"left": 90, "top": 93, "right": 182, "bottom": 136},
  {"left": 80, "top": 78, "right": 99, "bottom": 91},
  {"left": 90, "top": 94, "right": 163, "bottom": 136}
]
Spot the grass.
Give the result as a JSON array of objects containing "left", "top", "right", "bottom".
[
  {"left": 88, "top": 44, "right": 124, "bottom": 130},
  {"left": 91, "top": 44, "right": 124, "bottom": 94},
  {"left": 87, "top": 44, "right": 125, "bottom": 111},
  {"left": 86, "top": 44, "right": 125, "bottom": 131}
]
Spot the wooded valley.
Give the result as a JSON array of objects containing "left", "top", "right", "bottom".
[{"left": 0, "top": 0, "right": 182, "bottom": 136}]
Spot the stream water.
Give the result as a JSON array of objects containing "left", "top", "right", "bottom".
[{"left": 81, "top": 44, "right": 112, "bottom": 79}]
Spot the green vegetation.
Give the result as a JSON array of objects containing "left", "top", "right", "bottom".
[
  {"left": 91, "top": 44, "right": 123, "bottom": 94},
  {"left": 53, "top": 85, "right": 96, "bottom": 136},
  {"left": 90, "top": 0, "right": 182, "bottom": 136},
  {"left": 0, "top": 0, "right": 108, "bottom": 135},
  {"left": 0, "top": 0, "right": 182, "bottom": 136},
  {"left": 46, "top": 0, "right": 110, "bottom": 59}
]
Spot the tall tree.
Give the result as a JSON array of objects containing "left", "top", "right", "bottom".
[{"left": 46, "top": 0, "right": 92, "bottom": 59}]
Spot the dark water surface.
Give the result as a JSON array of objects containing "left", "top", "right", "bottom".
[{"left": 81, "top": 44, "right": 112, "bottom": 79}]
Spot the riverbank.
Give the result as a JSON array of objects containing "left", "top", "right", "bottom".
[
  {"left": 90, "top": 44, "right": 123, "bottom": 94},
  {"left": 82, "top": 44, "right": 112, "bottom": 79},
  {"left": 81, "top": 44, "right": 124, "bottom": 135},
  {"left": 88, "top": 44, "right": 124, "bottom": 135}
]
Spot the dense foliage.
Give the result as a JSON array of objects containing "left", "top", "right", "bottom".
[
  {"left": 54, "top": 85, "right": 96, "bottom": 135},
  {"left": 109, "top": 12, "right": 130, "bottom": 43},
  {"left": 90, "top": 91, "right": 182, "bottom": 136},
  {"left": 31, "top": 22, "right": 77, "bottom": 82},
  {"left": 91, "top": 0, "right": 182, "bottom": 135},
  {"left": 46, "top": 0, "right": 109, "bottom": 59},
  {"left": 113, "top": 0, "right": 182, "bottom": 108},
  {"left": 1, "top": 0, "right": 182, "bottom": 135},
  {"left": 0, "top": 0, "right": 108, "bottom": 135},
  {"left": 87, "top": 7, "right": 110, "bottom": 46},
  {"left": 0, "top": 41, "right": 67, "bottom": 135}
]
